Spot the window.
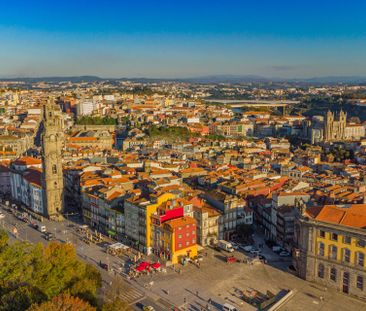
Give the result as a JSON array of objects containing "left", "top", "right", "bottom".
[
  {"left": 178, "top": 234, "right": 182, "bottom": 239},
  {"left": 178, "top": 243, "right": 182, "bottom": 248},
  {"left": 186, "top": 241, "right": 189, "bottom": 246},
  {"left": 318, "top": 264, "right": 324, "bottom": 278},
  {"left": 186, "top": 232, "right": 190, "bottom": 237},
  {"left": 329, "top": 245, "right": 338, "bottom": 260},
  {"left": 357, "top": 239, "right": 365, "bottom": 248},
  {"left": 186, "top": 224, "right": 190, "bottom": 228},
  {"left": 192, "top": 239, "right": 196, "bottom": 244},
  {"left": 52, "top": 165, "right": 57, "bottom": 174},
  {"left": 357, "top": 252, "right": 365, "bottom": 267},
  {"left": 318, "top": 242, "right": 325, "bottom": 256},
  {"left": 319, "top": 230, "right": 326, "bottom": 238},
  {"left": 357, "top": 276, "right": 364, "bottom": 290},
  {"left": 192, "top": 230, "right": 195, "bottom": 234},
  {"left": 330, "top": 268, "right": 337, "bottom": 282},
  {"left": 331, "top": 233, "right": 338, "bottom": 241},
  {"left": 343, "top": 236, "right": 351, "bottom": 244},
  {"left": 343, "top": 248, "right": 351, "bottom": 263}
]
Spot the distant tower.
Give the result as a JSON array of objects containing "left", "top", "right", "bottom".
[
  {"left": 324, "top": 110, "right": 334, "bottom": 141},
  {"left": 41, "top": 97, "right": 65, "bottom": 220},
  {"left": 339, "top": 109, "right": 347, "bottom": 139},
  {"left": 324, "top": 110, "right": 347, "bottom": 142}
]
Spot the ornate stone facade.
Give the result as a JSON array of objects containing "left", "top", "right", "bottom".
[
  {"left": 294, "top": 205, "right": 366, "bottom": 301},
  {"left": 41, "top": 98, "right": 65, "bottom": 220},
  {"left": 324, "top": 110, "right": 347, "bottom": 142}
]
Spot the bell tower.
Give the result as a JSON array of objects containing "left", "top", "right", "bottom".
[{"left": 41, "top": 97, "right": 65, "bottom": 220}]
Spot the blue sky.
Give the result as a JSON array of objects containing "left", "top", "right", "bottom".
[{"left": 1, "top": 0, "right": 366, "bottom": 78}]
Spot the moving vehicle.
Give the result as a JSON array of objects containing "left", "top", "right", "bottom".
[
  {"left": 223, "top": 303, "right": 237, "bottom": 311},
  {"left": 32, "top": 222, "right": 47, "bottom": 233},
  {"left": 99, "top": 262, "right": 109, "bottom": 271},
  {"left": 217, "top": 240, "right": 234, "bottom": 253},
  {"left": 279, "top": 250, "right": 291, "bottom": 257},
  {"left": 44, "top": 232, "right": 55, "bottom": 241}
]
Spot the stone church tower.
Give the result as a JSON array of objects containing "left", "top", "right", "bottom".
[
  {"left": 324, "top": 110, "right": 347, "bottom": 142},
  {"left": 41, "top": 98, "right": 65, "bottom": 220}
]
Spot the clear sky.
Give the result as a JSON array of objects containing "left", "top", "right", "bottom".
[{"left": 1, "top": 0, "right": 366, "bottom": 78}]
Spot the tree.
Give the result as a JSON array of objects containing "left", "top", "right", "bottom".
[
  {"left": 0, "top": 239, "right": 101, "bottom": 310},
  {"left": 0, "top": 229, "right": 8, "bottom": 250},
  {"left": 28, "top": 293, "right": 96, "bottom": 311}
]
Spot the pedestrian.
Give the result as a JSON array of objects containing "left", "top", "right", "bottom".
[
  {"left": 208, "top": 298, "right": 212, "bottom": 304},
  {"left": 196, "top": 290, "right": 199, "bottom": 297},
  {"left": 184, "top": 297, "right": 186, "bottom": 304}
]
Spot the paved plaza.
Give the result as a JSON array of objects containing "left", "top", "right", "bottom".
[{"left": 1, "top": 203, "right": 366, "bottom": 311}]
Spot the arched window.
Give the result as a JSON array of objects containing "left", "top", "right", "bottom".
[
  {"left": 318, "top": 263, "right": 324, "bottom": 278},
  {"left": 342, "top": 248, "right": 351, "bottom": 263},
  {"left": 329, "top": 245, "right": 338, "bottom": 260},
  {"left": 357, "top": 252, "right": 365, "bottom": 267},
  {"left": 318, "top": 242, "right": 325, "bottom": 256},
  {"left": 52, "top": 165, "right": 57, "bottom": 174},
  {"left": 330, "top": 267, "right": 337, "bottom": 281}
]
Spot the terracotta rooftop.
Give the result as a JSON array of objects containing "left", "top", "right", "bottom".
[
  {"left": 12, "top": 156, "right": 41, "bottom": 166},
  {"left": 312, "top": 204, "right": 366, "bottom": 229}
]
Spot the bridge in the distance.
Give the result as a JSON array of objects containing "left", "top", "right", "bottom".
[{"left": 204, "top": 99, "right": 300, "bottom": 108}]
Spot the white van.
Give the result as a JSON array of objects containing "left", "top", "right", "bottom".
[
  {"left": 39, "top": 225, "right": 47, "bottom": 233},
  {"left": 223, "top": 303, "right": 237, "bottom": 311},
  {"left": 217, "top": 240, "right": 234, "bottom": 253}
]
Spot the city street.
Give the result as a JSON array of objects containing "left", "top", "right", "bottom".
[
  {"left": 1, "top": 202, "right": 366, "bottom": 311},
  {"left": 0, "top": 202, "right": 170, "bottom": 311}
]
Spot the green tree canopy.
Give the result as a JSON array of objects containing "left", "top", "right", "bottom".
[{"left": 0, "top": 237, "right": 101, "bottom": 311}]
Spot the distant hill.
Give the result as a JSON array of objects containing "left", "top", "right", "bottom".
[
  {"left": 1, "top": 74, "right": 366, "bottom": 84},
  {"left": 0, "top": 76, "right": 104, "bottom": 83}
]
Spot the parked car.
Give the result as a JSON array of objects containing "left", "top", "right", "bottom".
[
  {"left": 0, "top": 213, "right": 5, "bottom": 219},
  {"left": 229, "top": 241, "right": 239, "bottom": 250},
  {"left": 100, "top": 262, "right": 109, "bottom": 271},
  {"left": 279, "top": 251, "right": 291, "bottom": 257},
  {"left": 226, "top": 256, "right": 237, "bottom": 263},
  {"left": 143, "top": 306, "right": 155, "bottom": 311},
  {"left": 250, "top": 248, "right": 261, "bottom": 255},
  {"left": 240, "top": 245, "right": 254, "bottom": 252},
  {"left": 272, "top": 245, "right": 282, "bottom": 253}
]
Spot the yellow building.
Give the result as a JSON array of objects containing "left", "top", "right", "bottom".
[
  {"left": 124, "top": 192, "right": 176, "bottom": 254},
  {"left": 294, "top": 204, "right": 366, "bottom": 300}
]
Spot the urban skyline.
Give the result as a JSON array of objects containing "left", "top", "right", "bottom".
[
  {"left": 1, "top": 2, "right": 366, "bottom": 311},
  {"left": 1, "top": 0, "right": 366, "bottom": 78}
]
